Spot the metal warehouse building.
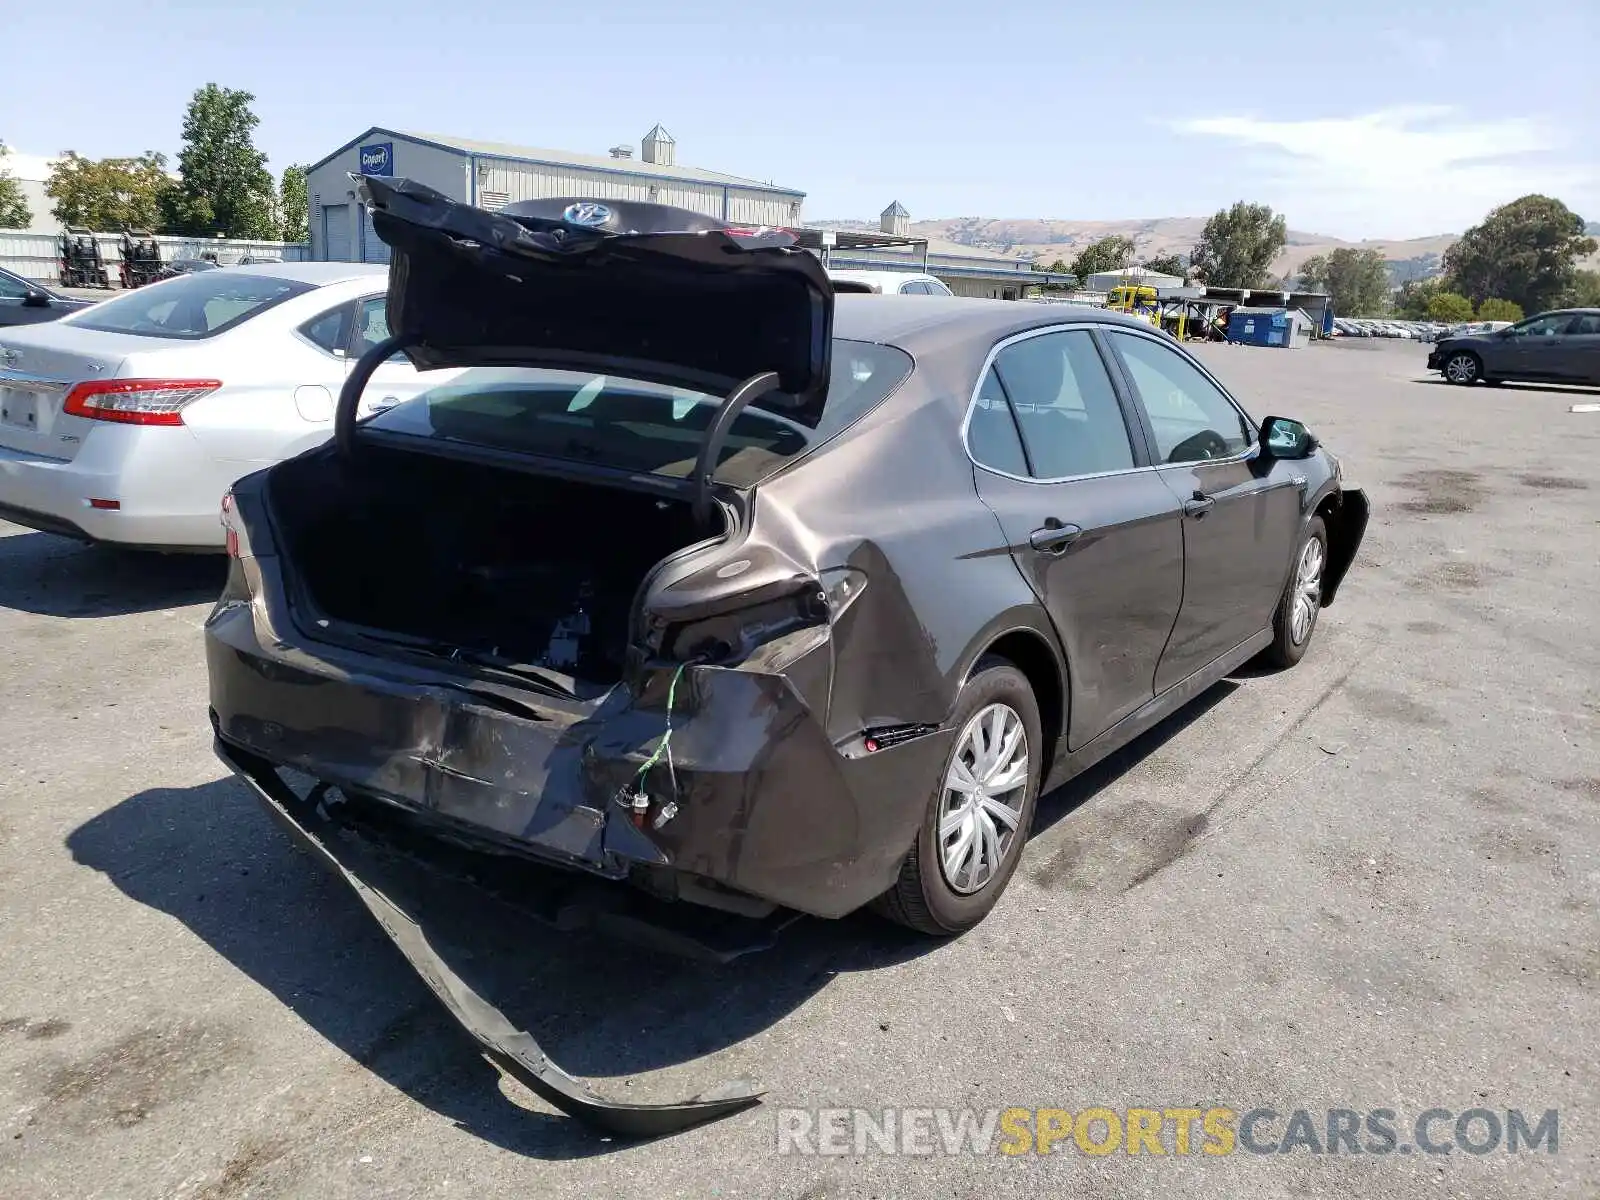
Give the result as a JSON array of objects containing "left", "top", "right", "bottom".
[
  {"left": 305, "top": 124, "right": 806, "bottom": 262},
  {"left": 816, "top": 202, "right": 1068, "bottom": 299}
]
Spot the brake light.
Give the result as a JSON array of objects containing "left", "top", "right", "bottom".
[{"left": 63, "top": 379, "right": 221, "bottom": 426}]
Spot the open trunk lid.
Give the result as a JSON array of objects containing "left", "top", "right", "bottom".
[{"left": 354, "top": 175, "right": 834, "bottom": 425}]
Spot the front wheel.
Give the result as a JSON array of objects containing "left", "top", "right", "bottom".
[
  {"left": 1442, "top": 351, "right": 1481, "bottom": 384},
  {"left": 1264, "top": 516, "right": 1327, "bottom": 668},
  {"left": 874, "top": 658, "right": 1042, "bottom": 935}
]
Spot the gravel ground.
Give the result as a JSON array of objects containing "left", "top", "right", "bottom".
[{"left": 0, "top": 338, "right": 1595, "bottom": 1199}]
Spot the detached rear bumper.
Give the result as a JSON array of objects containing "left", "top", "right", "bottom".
[
  {"left": 216, "top": 737, "right": 763, "bottom": 1137},
  {"left": 205, "top": 598, "right": 949, "bottom": 920}
]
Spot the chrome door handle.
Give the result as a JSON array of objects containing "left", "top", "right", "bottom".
[
  {"left": 1029, "top": 520, "right": 1082, "bottom": 553},
  {"left": 1183, "top": 491, "right": 1216, "bottom": 517}
]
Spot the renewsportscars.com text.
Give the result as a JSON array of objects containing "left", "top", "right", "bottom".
[{"left": 776, "top": 1106, "right": 1559, "bottom": 1158}]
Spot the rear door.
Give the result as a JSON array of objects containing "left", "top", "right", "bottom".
[
  {"left": 1567, "top": 313, "right": 1600, "bottom": 383},
  {"left": 1102, "top": 329, "right": 1303, "bottom": 691},
  {"left": 968, "top": 326, "right": 1185, "bottom": 748},
  {"left": 346, "top": 294, "right": 457, "bottom": 417}
]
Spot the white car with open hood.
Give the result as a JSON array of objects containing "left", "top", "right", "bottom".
[{"left": 0, "top": 262, "right": 456, "bottom": 550}]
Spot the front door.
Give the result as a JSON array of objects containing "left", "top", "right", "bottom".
[
  {"left": 1102, "top": 329, "right": 1304, "bottom": 692},
  {"left": 968, "top": 327, "right": 1184, "bottom": 748},
  {"left": 1499, "top": 312, "right": 1579, "bottom": 380}
]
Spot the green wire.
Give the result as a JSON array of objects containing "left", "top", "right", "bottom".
[{"left": 632, "top": 661, "right": 688, "bottom": 788}]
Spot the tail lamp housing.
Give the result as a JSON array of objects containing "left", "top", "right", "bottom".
[{"left": 63, "top": 379, "right": 221, "bottom": 426}]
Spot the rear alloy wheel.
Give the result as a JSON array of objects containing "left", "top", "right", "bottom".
[
  {"left": 874, "top": 658, "right": 1041, "bottom": 935},
  {"left": 1265, "top": 516, "right": 1327, "bottom": 668},
  {"left": 1443, "top": 352, "right": 1481, "bottom": 384}
]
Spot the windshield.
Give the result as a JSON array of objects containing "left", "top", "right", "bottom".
[
  {"left": 367, "top": 339, "right": 914, "bottom": 487},
  {"left": 69, "top": 271, "right": 312, "bottom": 339}
]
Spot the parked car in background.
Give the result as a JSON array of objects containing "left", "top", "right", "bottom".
[
  {"left": 0, "top": 267, "right": 96, "bottom": 327},
  {"left": 828, "top": 269, "right": 953, "bottom": 296},
  {"left": 1428, "top": 308, "right": 1600, "bottom": 386},
  {"left": 155, "top": 258, "right": 222, "bottom": 281},
  {"left": 0, "top": 261, "right": 459, "bottom": 549}
]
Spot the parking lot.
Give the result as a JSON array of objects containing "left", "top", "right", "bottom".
[{"left": 1, "top": 337, "right": 1595, "bottom": 1198}]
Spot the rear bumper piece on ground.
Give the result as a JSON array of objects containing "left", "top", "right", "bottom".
[{"left": 216, "top": 738, "right": 765, "bottom": 1137}]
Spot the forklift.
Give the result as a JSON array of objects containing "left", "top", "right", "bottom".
[
  {"left": 59, "top": 228, "right": 110, "bottom": 289},
  {"left": 119, "top": 230, "right": 164, "bottom": 289}
]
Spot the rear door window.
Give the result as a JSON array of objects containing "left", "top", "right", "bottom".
[
  {"left": 991, "top": 330, "right": 1136, "bottom": 478},
  {"left": 299, "top": 303, "right": 353, "bottom": 355},
  {"left": 70, "top": 272, "right": 313, "bottom": 339},
  {"left": 967, "top": 366, "right": 1029, "bottom": 476}
]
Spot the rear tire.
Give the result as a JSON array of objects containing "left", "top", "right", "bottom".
[
  {"left": 874, "top": 657, "right": 1042, "bottom": 935},
  {"left": 1442, "top": 351, "right": 1481, "bottom": 385},
  {"left": 1265, "top": 516, "right": 1327, "bottom": 669}
]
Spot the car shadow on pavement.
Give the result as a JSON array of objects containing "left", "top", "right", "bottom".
[
  {"left": 0, "top": 530, "right": 224, "bottom": 618},
  {"left": 1412, "top": 378, "right": 1600, "bottom": 396},
  {"left": 1030, "top": 678, "right": 1241, "bottom": 837},
  {"left": 65, "top": 774, "right": 931, "bottom": 1160}
]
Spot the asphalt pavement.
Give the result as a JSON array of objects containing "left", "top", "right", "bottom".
[{"left": 0, "top": 338, "right": 1595, "bottom": 1198}]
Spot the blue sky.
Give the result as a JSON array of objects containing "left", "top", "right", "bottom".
[{"left": 3, "top": 0, "right": 1596, "bottom": 240}]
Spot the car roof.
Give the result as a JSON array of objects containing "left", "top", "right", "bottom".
[
  {"left": 220, "top": 261, "right": 388, "bottom": 285},
  {"left": 833, "top": 293, "right": 1162, "bottom": 346}
]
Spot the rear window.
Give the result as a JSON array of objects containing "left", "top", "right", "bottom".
[
  {"left": 69, "top": 272, "right": 312, "bottom": 339},
  {"left": 367, "top": 339, "right": 913, "bottom": 487}
]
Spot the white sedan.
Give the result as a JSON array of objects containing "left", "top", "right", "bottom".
[{"left": 0, "top": 262, "right": 456, "bottom": 550}]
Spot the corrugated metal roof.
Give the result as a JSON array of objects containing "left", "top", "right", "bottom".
[
  {"left": 808, "top": 227, "right": 1019, "bottom": 264},
  {"left": 396, "top": 129, "right": 804, "bottom": 195}
]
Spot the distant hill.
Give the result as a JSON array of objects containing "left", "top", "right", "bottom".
[
  {"left": 809, "top": 215, "right": 1465, "bottom": 280},
  {"left": 812, "top": 213, "right": 1600, "bottom": 283}
]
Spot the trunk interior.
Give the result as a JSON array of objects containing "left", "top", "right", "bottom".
[{"left": 267, "top": 444, "right": 718, "bottom": 685}]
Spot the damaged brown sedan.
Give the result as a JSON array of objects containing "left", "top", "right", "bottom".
[{"left": 206, "top": 176, "right": 1369, "bottom": 1135}]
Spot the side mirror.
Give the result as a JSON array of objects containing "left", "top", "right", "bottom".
[
  {"left": 22, "top": 288, "right": 51, "bottom": 308},
  {"left": 1259, "top": 415, "right": 1317, "bottom": 460}
]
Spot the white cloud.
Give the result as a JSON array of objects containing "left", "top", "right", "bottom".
[{"left": 1173, "top": 107, "right": 1598, "bottom": 239}]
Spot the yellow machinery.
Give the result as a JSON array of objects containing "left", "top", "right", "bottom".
[{"left": 1105, "top": 281, "right": 1160, "bottom": 327}]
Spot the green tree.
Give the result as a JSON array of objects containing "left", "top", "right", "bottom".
[
  {"left": 1442, "top": 195, "right": 1597, "bottom": 314},
  {"left": 1394, "top": 276, "right": 1445, "bottom": 319},
  {"left": 0, "top": 142, "right": 32, "bottom": 229},
  {"left": 1565, "top": 269, "right": 1600, "bottom": 308},
  {"left": 1069, "top": 235, "right": 1136, "bottom": 284},
  {"left": 46, "top": 151, "right": 171, "bottom": 230},
  {"left": 165, "top": 84, "right": 276, "bottom": 238},
  {"left": 1188, "top": 201, "right": 1287, "bottom": 288},
  {"left": 278, "top": 163, "right": 309, "bottom": 242},
  {"left": 1298, "top": 248, "right": 1390, "bottom": 315},
  {"left": 1426, "top": 291, "right": 1475, "bottom": 323},
  {"left": 1476, "top": 297, "right": 1524, "bottom": 323},
  {"left": 1141, "top": 253, "right": 1185, "bottom": 277}
]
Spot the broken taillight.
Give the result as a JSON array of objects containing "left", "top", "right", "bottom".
[
  {"left": 220, "top": 489, "right": 240, "bottom": 559},
  {"left": 665, "top": 568, "right": 866, "bottom": 664},
  {"left": 63, "top": 379, "right": 221, "bottom": 426}
]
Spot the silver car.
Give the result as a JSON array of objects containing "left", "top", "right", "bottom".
[{"left": 0, "top": 262, "right": 456, "bottom": 550}]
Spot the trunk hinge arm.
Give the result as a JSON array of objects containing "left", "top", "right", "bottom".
[
  {"left": 335, "top": 333, "right": 423, "bottom": 457},
  {"left": 692, "top": 371, "right": 782, "bottom": 527}
]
